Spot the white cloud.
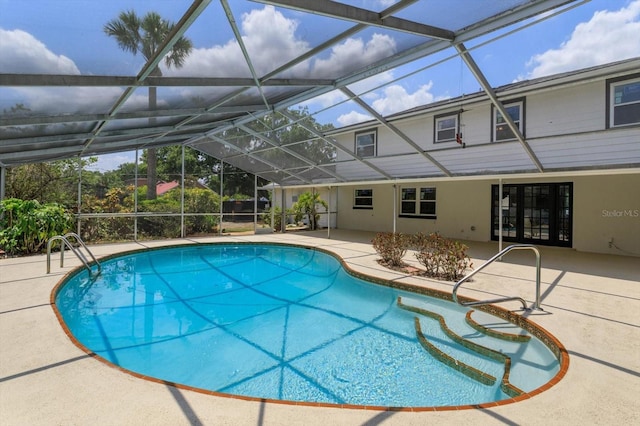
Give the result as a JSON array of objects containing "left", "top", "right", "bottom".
[
  {"left": 371, "top": 82, "right": 436, "bottom": 115},
  {"left": 348, "top": 70, "right": 395, "bottom": 98},
  {"left": 169, "top": 4, "right": 397, "bottom": 80},
  {"left": 300, "top": 89, "right": 348, "bottom": 109},
  {"left": 0, "top": 28, "right": 80, "bottom": 74},
  {"left": 0, "top": 28, "right": 131, "bottom": 114},
  {"left": 337, "top": 110, "right": 372, "bottom": 127},
  {"left": 311, "top": 33, "right": 396, "bottom": 78},
  {"left": 165, "top": 6, "right": 310, "bottom": 78},
  {"left": 1, "top": 5, "right": 400, "bottom": 120},
  {"left": 525, "top": 0, "right": 640, "bottom": 78},
  {"left": 5, "top": 84, "right": 154, "bottom": 115}
]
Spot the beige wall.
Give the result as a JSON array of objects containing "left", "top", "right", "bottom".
[
  {"left": 334, "top": 173, "right": 640, "bottom": 256},
  {"left": 572, "top": 174, "right": 640, "bottom": 255}
]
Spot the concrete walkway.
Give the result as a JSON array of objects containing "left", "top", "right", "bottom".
[{"left": 1, "top": 230, "right": 639, "bottom": 425}]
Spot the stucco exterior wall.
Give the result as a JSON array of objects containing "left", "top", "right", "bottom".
[
  {"left": 572, "top": 174, "right": 640, "bottom": 255},
  {"left": 333, "top": 173, "right": 640, "bottom": 256}
]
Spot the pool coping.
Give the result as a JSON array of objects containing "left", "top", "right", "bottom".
[{"left": 49, "top": 241, "right": 569, "bottom": 412}]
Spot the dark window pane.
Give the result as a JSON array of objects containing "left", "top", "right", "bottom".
[
  {"left": 505, "top": 105, "right": 521, "bottom": 121},
  {"left": 438, "top": 117, "right": 456, "bottom": 130},
  {"left": 401, "top": 201, "right": 415, "bottom": 214},
  {"left": 496, "top": 125, "right": 515, "bottom": 140},
  {"left": 614, "top": 103, "right": 640, "bottom": 125},
  {"left": 420, "top": 202, "right": 435, "bottom": 215},
  {"left": 355, "top": 189, "right": 372, "bottom": 197},
  {"left": 420, "top": 188, "right": 436, "bottom": 200},
  {"left": 356, "top": 145, "right": 375, "bottom": 157},
  {"left": 356, "top": 133, "right": 374, "bottom": 146},
  {"left": 614, "top": 81, "right": 640, "bottom": 104},
  {"left": 437, "top": 128, "right": 456, "bottom": 141},
  {"left": 402, "top": 188, "right": 416, "bottom": 200},
  {"left": 355, "top": 198, "right": 373, "bottom": 206}
]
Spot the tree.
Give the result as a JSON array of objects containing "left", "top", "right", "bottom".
[
  {"left": 5, "top": 158, "right": 96, "bottom": 207},
  {"left": 104, "top": 10, "right": 193, "bottom": 200}
]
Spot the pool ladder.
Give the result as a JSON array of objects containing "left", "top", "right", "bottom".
[
  {"left": 46, "top": 232, "right": 101, "bottom": 277},
  {"left": 452, "top": 244, "right": 541, "bottom": 311}
]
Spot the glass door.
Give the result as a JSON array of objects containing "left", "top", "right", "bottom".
[
  {"left": 492, "top": 185, "right": 518, "bottom": 239},
  {"left": 523, "top": 184, "right": 550, "bottom": 242},
  {"left": 557, "top": 184, "right": 572, "bottom": 244},
  {"left": 491, "top": 183, "right": 572, "bottom": 247}
]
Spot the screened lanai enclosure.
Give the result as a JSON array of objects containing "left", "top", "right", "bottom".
[{"left": 2, "top": 0, "right": 637, "bottom": 243}]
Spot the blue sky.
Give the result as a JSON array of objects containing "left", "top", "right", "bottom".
[{"left": 1, "top": 0, "right": 639, "bottom": 170}]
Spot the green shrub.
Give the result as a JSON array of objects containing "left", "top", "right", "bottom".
[
  {"left": 413, "top": 232, "right": 472, "bottom": 281},
  {"left": 261, "top": 206, "right": 282, "bottom": 231},
  {"left": 372, "top": 232, "right": 411, "bottom": 267},
  {"left": 0, "top": 198, "right": 73, "bottom": 255}
]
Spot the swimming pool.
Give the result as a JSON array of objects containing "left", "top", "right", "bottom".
[{"left": 52, "top": 243, "right": 567, "bottom": 409}]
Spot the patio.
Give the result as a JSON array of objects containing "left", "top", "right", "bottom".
[{"left": 1, "top": 230, "right": 638, "bottom": 425}]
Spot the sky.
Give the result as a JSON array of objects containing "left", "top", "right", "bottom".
[{"left": 1, "top": 0, "right": 639, "bottom": 171}]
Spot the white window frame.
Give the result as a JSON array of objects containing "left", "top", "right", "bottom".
[
  {"left": 609, "top": 76, "right": 640, "bottom": 128},
  {"left": 353, "top": 189, "right": 373, "bottom": 209},
  {"left": 434, "top": 113, "right": 459, "bottom": 143},
  {"left": 355, "top": 129, "right": 377, "bottom": 158},
  {"left": 400, "top": 187, "right": 436, "bottom": 218},
  {"left": 493, "top": 100, "right": 523, "bottom": 142}
]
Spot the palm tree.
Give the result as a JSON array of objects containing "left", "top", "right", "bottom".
[{"left": 104, "top": 10, "right": 193, "bottom": 200}]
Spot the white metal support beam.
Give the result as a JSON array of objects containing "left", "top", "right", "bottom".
[
  {"left": 220, "top": 0, "right": 270, "bottom": 109},
  {"left": 456, "top": 42, "right": 544, "bottom": 172},
  {"left": 195, "top": 133, "right": 314, "bottom": 184},
  {"left": 278, "top": 110, "right": 393, "bottom": 180},
  {"left": 340, "top": 87, "right": 453, "bottom": 177},
  {"left": 80, "top": 0, "right": 212, "bottom": 156},
  {"left": 236, "top": 124, "right": 347, "bottom": 182},
  {"left": 256, "top": 0, "right": 454, "bottom": 40}
]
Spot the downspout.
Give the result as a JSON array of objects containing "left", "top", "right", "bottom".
[
  {"left": 219, "top": 160, "right": 223, "bottom": 235},
  {"left": 270, "top": 185, "right": 275, "bottom": 230},
  {"left": 327, "top": 186, "right": 331, "bottom": 239},
  {"left": 180, "top": 145, "right": 185, "bottom": 238},
  {"left": 281, "top": 187, "right": 286, "bottom": 233},
  {"left": 254, "top": 174, "right": 258, "bottom": 233},
  {"left": 134, "top": 149, "right": 139, "bottom": 240},
  {"left": 499, "top": 178, "right": 503, "bottom": 259},
  {"left": 392, "top": 184, "right": 397, "bottom": 234},
  {"left": 77, "top": 157, "right": 82, "bottom": 235}
]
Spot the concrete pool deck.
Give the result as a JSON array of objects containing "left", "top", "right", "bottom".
[{"left": 1, "top": 230, "right": 639, "bottom": 425}]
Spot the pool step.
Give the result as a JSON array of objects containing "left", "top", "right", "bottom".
[
  {"left": 465, "top": 310, "right": 531, "bottom": 343},
  {"left": 397, "top": 297, "right": 524, "bottom": 397}
]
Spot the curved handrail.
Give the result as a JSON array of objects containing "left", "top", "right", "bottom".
[
  {"left": 46, "top": 233, "right": 101, "bottom": 277},
  {"left": 452, "top": 244, "right": 541, "bottom": 311}
]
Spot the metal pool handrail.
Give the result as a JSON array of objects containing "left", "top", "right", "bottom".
[
  {"left": 452, "top": 244, "right": 541, "bottom": 311},
  {"left": 47, "top": 232, "right": 101, "bottom": 277}
]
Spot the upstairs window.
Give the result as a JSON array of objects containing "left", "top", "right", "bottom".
[
  {"left": 400, "top": 187, "right": 436, "bottom": 218},
  {"left": 355, "top": 129, "right": 377, "bottom": 157},
  {"left": 609, "top": 77, "right": 640, "bottom": 127},
  {"left": 354, "top": 189, "right": 373, "bottom": 209},
  {"left": 493, "top": 100, "right": 524, "bottom": 141},
  {"left": 434, "top": 113, "right": 459, "bottom": 143}
]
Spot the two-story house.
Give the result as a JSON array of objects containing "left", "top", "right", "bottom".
[{"left": 277, "top": 58, "right": 639, "bottom": 256}]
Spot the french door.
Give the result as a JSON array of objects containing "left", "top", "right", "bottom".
[{"left": 491, "top": 183, "right": 572, "bottom": 247}]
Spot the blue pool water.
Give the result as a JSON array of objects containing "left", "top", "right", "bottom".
[{"left": 54, "top": 243, "right": 560, "bottom": 407}]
